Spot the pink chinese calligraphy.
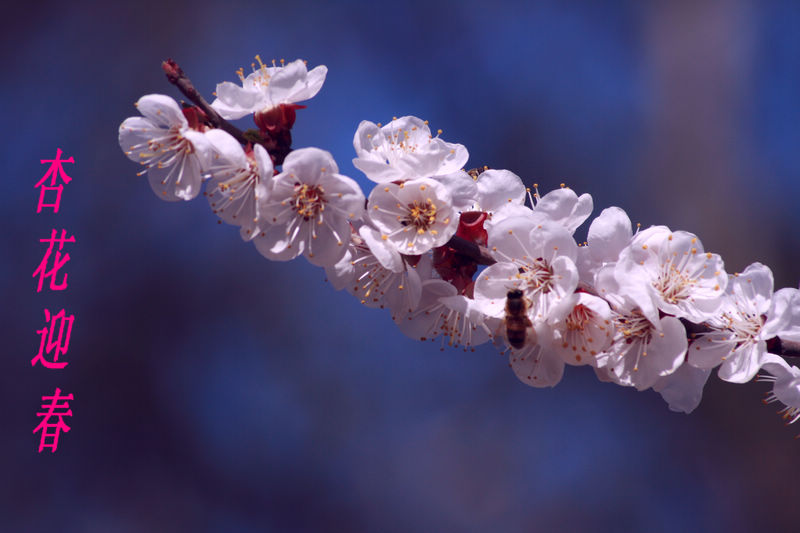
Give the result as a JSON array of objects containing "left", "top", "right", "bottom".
[
  {"left": 33, "top": 149, "right": 76, "bottom": 453},
  {"left": 33, "top": 229, "right": 75, "bottom": 293},
  {"left": 35, "top": 148, "right": 73, "bottom": 213},
  {"left": 33, "top": 388, "right": 73, "bottom": 453},
  {"left": 32, "top": 308, "right": 74, "bottom": 369}
]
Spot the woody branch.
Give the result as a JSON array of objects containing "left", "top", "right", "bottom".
[
  {"left": 162, "top": 60, "right": 245, "bottom": 142},
  {"left": 161, "top": 59, "right": 800, "bottom": 361}
]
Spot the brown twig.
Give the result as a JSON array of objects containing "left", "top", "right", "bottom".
[
  {"left": 162, "top": 59, "right": 251, "bottom": 145},
  {"left": 767, "top": 337, "right": 800, "bottom": 358},
  {"left": 445, "top": 235, "right": 496, "bottom": 265}
]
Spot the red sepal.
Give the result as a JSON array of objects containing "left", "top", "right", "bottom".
[
  {"left": 433, "top": 211, "right": 489, "bottom": 295},
  {"left": 254, "top": 103, "right": 306, "bottom": 133},
  {"left": 455, "top": 211, "right": 488, "bottom": 246},
  {"left": 182, "top": 106, "right": 209, "bottom": 131}
]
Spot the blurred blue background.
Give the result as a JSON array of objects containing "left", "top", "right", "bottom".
[{"left": 3, "top": 1, "right": 800, "bottom": 531}]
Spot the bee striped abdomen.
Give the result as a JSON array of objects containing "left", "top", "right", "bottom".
[{"left": 505, "top": 289, "right": 532, "bottom": 350}]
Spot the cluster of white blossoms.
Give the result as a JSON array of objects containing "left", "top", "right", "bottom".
[{"left": 120, "top": 57, "right": 800, "bottom": 432}]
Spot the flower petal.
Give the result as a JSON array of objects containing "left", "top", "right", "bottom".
[
  {"left": 653, "top": 362, "right": 711, "bottom": 414},
  {"left": 136, "top": 94, "right": 186, "bottom": 128},
  {"left": 475, "top": 169, "right": 526, "bottom": 212}
]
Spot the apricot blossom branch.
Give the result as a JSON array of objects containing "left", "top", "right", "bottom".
[{"left": 118, "top": 55, "right": 800, "bottom": 435}]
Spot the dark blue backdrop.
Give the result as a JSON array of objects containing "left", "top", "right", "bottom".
[{"left": 3, "top": 1, "right": 800, "bottom": 531}]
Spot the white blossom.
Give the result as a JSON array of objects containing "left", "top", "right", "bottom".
[
  {"left": 204, "top": 129, "right": 273, "bottom": 240},
  {"left": 615, "top": 226, "right": 727, "bottom": 325},
  {"left": 119, "top": 94, "right": 211, "bottom": 201},
  {"left": 689, "top": 264, "right": 800, "bottom": 383},
  {"left": 595, "top": 265, "right": 688, "bottom": 390},
  {"left": 547, "top": 292, "right": 613, "bottom": 367},
  {"left": 394, "top": 279, "right": 491, "bottom": 350},
  {"left": 254, "top": 148, "right": 364, "bottom": 266},
  {"left": 473, "top": 216, "right": 579, "bottom": 323},
  {"left": 483, "top": 185, "right": 593, "bottom": 237},
  {"left": 352, "top": 116, "right": 468, "bottom": 184},
  {"left": 760, "top": 356, "right": 800, "bottom": 427},
  {"left": 508, "top": 324, "right": 565, "bottom": 388},
  {"left": 326, "top": 225, "right": 425, "bottom": 312},
  {"left": 211, "top": 57, "right": 327, "bottom": 120},
  {"left": 602, "top": 311, "right": 688, "bottom": 391},
  {"left": 367, "top": 177, "right": 458, "bottom": 255}
]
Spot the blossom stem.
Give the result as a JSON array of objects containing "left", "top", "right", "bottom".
[
  {"left": 766, "top": 337, "right": 800, "bottom": 357},
  {"left": 162, "top": 59, "right": 251, "bottom": 145},
  {"left": 445, "top": 234, "right": 497, "bottom": 265}
]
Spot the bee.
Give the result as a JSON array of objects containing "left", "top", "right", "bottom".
[
  {"left": 466, "top": 165, "right": 490, "bottom": 180},
  {"left": 504, "top": 289, "right": 533, "bottom": 349}
]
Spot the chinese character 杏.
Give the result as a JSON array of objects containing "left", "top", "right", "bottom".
[
  {"left": 33, "top": 388, "right": 73, "bottom": 453},
  {"left": 32, "top": 229, "right": 75, "bottom": 292},
  {"left": 32, "top": 308, "right": 74, "bottom": 369},
  {"left": 36, "top": 148, "right": 74, "bottom": 214}
]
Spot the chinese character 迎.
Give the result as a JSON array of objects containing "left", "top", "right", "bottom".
[{"left": 32, "top": 309, "right": 73, "bottom": 369}]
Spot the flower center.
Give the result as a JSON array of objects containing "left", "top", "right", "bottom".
[
  {"left": 132, "top": 127, "right": 193, "bottom": 183},
  {"left": 520, "top": 259, "right": 553, "bottom": 294},
  {"left": 239, "top": 55, "right": 283, "bottom": 88},
  {"left": 385, "top": 128, "right": 417, "bottom": 155},
  {"left": 402, "top": 199, "right": 437, "bottom": 234},
  {"left": 292, "top": 183, "right": 325, "bottom": 220},
  {"left": 218, "top": 159, "right": 258, "bottom": 194},
  {"left": 615, "top": 310, "right": 652, "bottom": 344},
  {"left": 566, "top": 304, "right": 593, "bottom": 331},
  {"left": 373, "top": 122, "right": 430, "bottom": 166},
  {"left": 725, "top": 310, "right": 764, "bottom": 346},
  {"left": 653, "top": 261, "right": 695, "bottom": 304}
]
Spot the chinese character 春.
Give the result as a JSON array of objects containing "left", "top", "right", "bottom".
[
  {"left": 36, "top": 149, "right": 74, "bottom": 214},
  {"left": 33, "top": 388, "right": 73, "bottom": 453},
  {"left": 32, "top": 309, "right": 73, "bottom": 369},
  {"left": 32, "top": 229, "right": 75, "bottom": 292}
]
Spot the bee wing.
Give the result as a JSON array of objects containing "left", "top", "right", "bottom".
[
  {"left": 495, "top": 316, "right": 540, "bottom": 352},
  {"left": 488, "top": 316, "right": 509, "bottom": 352},
  {"left": 524, "top": 321, "right": 537, "bottom": 346}
]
